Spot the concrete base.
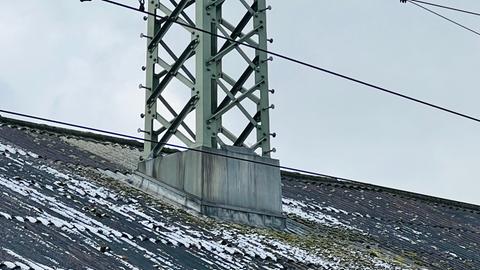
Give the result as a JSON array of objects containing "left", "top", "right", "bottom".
[{"left": 136, "top": 146, "right": 285, "bottom": 229}]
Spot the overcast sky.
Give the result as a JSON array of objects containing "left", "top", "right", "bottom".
[{"left": 1, "top": 0, "right": 480, "bottom": 205}]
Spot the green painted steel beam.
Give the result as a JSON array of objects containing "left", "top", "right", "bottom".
[{"left": 142, "top": 0, "right": 274, "bottom": 158}]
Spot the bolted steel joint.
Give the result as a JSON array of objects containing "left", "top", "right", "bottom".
[
  {"left": 263, "top": 104, "right": 275, "bottom": 111},
  {"left": 258, "top": 5, "right": 272, "bottom": 13},
  {"left": 264, "top": 148, "right": 276, "bottom": 155},
  {"left": 262, "top": 56, "right": 273, "bottom": 63},
  {"left": 137, "top": 128, "right": 150, "bottom": 135},
  {"left": 139, "top": 84, "right": 151, "bottom": 90},
  {"left": 140, "top": 33, "right": 152, "bottom": 39}
]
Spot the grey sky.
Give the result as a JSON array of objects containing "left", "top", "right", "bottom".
[{"left": 1, "top": 0, "right": 480, "bottom": 204}]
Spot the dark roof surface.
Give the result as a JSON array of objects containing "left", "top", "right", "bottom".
[{"left": 0, "top": 116, "right": 479, "bottom": 270}]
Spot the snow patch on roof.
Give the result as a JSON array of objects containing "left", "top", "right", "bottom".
[
  {"left": 3, "top": 248, "right": 55, "bottom": 270},
  {"left": 0, "top": 142, "right": 39, "bottom": 158},
  {"left": 282, "top": 198, "right": 357, "bottom": 231}
]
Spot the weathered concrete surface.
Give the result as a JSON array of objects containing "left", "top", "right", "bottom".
[{"left": 137, "top": 146, "right": 285, "bottom": 229}]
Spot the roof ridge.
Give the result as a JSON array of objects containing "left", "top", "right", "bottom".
[
  {"left": 2, "top": 115, "right": 478, "bottom": 211},
  {"left": 282, "top": 171, "right": 480, "bottom": 212},
  {"left": 0, "top": 115, "right": 143, "bottom": 148}
]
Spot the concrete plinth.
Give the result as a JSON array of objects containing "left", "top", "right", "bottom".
[{"left": 135, "top": 146, "right": 285, "bottom": 229}]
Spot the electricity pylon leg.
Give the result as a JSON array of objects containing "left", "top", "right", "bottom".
[{"left": 137, "top": 0, "right": 284, "bottom": 229}]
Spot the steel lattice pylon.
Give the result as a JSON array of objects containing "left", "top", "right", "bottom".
[{"left": 141, "top": 0, "right": 274, "bottom": 159}]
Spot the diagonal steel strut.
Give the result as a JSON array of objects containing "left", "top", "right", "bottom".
[
  {"left": 143, "top": 0, "right": 274, "bottom": 158},
  {"left": 150, "top": 96, "right": 199, "bottom": 158},
  {"left": 147, "top": 39, "right": 198, "bottom": 106}
]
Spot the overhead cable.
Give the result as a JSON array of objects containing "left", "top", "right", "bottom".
[
  {"left": 3, "top": 110, "right": 477, "bottom": 230},
  {"left": 406, "top": 0, "right": 480, "bottom": 37},
  {"left": 407, "top": 0, "right": 480, "bottom": 17},
  {"left": 0, "top": 108, "right": 342, "bottom": 179},
  {"left": 79, "top": 0, "right": 480, "bottom": 125}
]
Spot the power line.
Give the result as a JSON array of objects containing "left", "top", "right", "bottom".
[
  {"left": 3, "top": 110, "right": 478, "bottom": 213},
  {"left": 8, "top": 110, "right": 472, "bottom": 210},
  {"left": 0, "top": 108, "right": 340, "bottom": 179},
  {"left": 81, "top": 0, "right": 480, "bottom": 125},
  {"left": 408, "top": 0, "right": 480, "bottom": 17},
  {"left": 407, "top": 0, "right": 480, "bottom": 37}
]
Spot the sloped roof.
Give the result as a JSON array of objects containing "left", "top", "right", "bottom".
[{"left": 0, "top": 116, "right": 478, "bottom": 270}]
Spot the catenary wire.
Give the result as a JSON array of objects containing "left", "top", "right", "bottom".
[
  {"left": 2, "top": 109, "right": 478, "bottom": 234},
  {"left": 80, "top": 0, "right": 480, "bottom": 125},
  {"left": 9, "top": 107, "right": 473, "bottom": 216},
  {"left": 408, "top": 0, "right": 480, "bottom": 17},
  {"left": 0, "top": 108, "right": 343, "bottom": 179},
  {"left": 407, "top": 0, "right": 480, "bottom": 37},
  {"left": 3, "top": 2, "right": 473, "bottom": 185}
]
